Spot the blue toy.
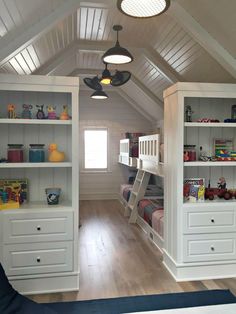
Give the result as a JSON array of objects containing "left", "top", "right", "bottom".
[{"left": 21, "top": 104, "right": 33, "bottom": 119}]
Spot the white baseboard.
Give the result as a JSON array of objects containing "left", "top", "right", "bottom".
[
  {"left": 10, "top": 273, "right": 80, "bottom": 295},
  {"left": 163, "top": 250, "right": 236, "bottom": 282}
]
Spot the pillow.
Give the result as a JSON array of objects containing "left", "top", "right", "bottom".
[{"left": 0, "top": 263, "right": 57, "bottom": 314}]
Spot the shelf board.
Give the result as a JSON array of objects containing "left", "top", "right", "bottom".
[
  {"left": 184, "top": 161, "right": 236, "bottom": 167},
  {"left": 0, "top": 162, "right": 72, "bottom": 168},
  {"left": 0, "top": 201, "right": 73, "bottom": 212},
  {"left": 0, "top": 118, "right": 72, "bottom": 125},
  {"left": 183, "top": 198, "right": 236, "bottom": 207},
  {"left": 184, "top": 122, "right": 236, "bottom": 127}
]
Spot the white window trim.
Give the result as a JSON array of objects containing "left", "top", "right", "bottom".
[{"left": 81, "top": 126, "right": 111, "bottom": 173}]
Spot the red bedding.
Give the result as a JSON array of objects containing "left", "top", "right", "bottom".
[{"left": 138, "top": 199, "right": 164, "bottom": 237}]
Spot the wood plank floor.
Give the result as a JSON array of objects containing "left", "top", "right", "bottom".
[{"left": 29, "top": 200, "right": 236, "bottom": 303}]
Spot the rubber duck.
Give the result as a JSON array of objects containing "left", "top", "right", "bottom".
[{"left": 48, "top": 144, "right": 65, "bottom": 162}]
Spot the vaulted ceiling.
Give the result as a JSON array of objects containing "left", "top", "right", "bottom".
[{"left": 0, "top": 0, "right": 235, "bottom": 123}]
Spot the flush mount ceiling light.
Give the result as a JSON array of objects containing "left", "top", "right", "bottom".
[
  {"left": 117, "top": 0, "right": 170, "bottom": 18},
  {"left": 90, "top": 90, "right": 108, "bottom": 100},
  {"left": 102, "top": 25, "right": 133, "bottom": 64}
]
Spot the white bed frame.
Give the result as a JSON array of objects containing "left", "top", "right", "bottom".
[
  {"left": 118, "top": 138, "right": 137, "bottom": 167},
  {"left": 119, "top": 194, "right": 164, "bottom": 252},
  {"left": 137, "top": 134, "right": 164, "bottom": 177},
  {"left": 119, "top": 133, "right": 165, "bottom": 252}
]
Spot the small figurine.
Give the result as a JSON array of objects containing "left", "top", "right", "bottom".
[
  {"left": 60, "top": 105, "right": 70, "bottom": 120},
  {"left": 218, "top": 177, "right": 226, "bottom": 189},
  {"left": 185, "top": 105, "right": 193, "bottom": 122},
  {"left": 21, "top": 104, "right": 33, "bottom": 119},
  {"left": 8, "top": 104, "right": 16, "bottom": 119},
  {"left": 47, "top": 105, "right": 57, "bottom": 120},
  {"left": 48, "top": 143, "right": 65, "bottom": 162},
  {"left": 36, "top": 105, "right": 46, "bottom": 119}
]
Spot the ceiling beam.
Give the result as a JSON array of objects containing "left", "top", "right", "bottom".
[
  {"left": 120, "top": 77, "right": 163, "bottom": 120},
  {"left": 33, "top": 42, "right": 78, "bottom": 75},
  {"left": 0, "top": 0, "right": 83, "bottom": 67},
  {"left": 168, "top": 1, "right": 236, "bottom": 79},
  {"left": 143, "top": 48, "right": 182, "bottom": 83},
  {"left": 116, "top": 89, "right": 157, "bottom": 123}
]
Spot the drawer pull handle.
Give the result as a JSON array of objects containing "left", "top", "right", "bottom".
[
  {"left": 211, "top": 219, "right": 215, "bottom": 223},
  {"left": 210, "top": 246, "right": 215, "bottom": 251},
  {"left": 37, "top": 226, "right": 41, "bottom": 231},
  {"left": 36, "top": 257, "right": 41, "bottom": 263}
]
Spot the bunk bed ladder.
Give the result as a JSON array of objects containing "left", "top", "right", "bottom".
[{"left": 127, "top": 169, "right": 151, "bottom": 224}]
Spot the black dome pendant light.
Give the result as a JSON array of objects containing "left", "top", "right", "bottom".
[{"left": 102, "top": 25, "right": 133, "bottom": 65}]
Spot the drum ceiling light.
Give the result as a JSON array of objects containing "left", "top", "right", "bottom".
[
  {"left": 102, "top": 25, "right": 133, "bottom": 64},
  {"left": 117, "top": 0, "right": 170, "bottom": 18}
]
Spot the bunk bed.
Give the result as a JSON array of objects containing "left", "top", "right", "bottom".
[
  {"left": 135, "top": 134, "right": 165, "bottom": 251},
  {"left": 119, "top": 133, "right": 165, "bottom": 251}
]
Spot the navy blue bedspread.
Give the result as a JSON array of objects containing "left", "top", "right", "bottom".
[{"left": 46, "top": 289, "right": 236, "bottom": 314}]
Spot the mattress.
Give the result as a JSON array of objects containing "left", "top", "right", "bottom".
[
  {"left": 120, "top": 184, "right": 163, "bottom": 202},
  {"left": 138, "top": 199, "right": 164, "bottom": 237}
]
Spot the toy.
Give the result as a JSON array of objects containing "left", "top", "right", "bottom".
[
  {"left": 7, "top": 104, "right": 16, "bottom": 119},
  {"left": 0, "top": 179, "right": 27, "bottom": 210},
  {"left": 47, "top": 105, "right": 57, "bottom": 120},
  {"left": 36, "top": 105, "right": 46, "bottom": 119},
  {"left": 205, "top": 178, "right": 233, "bottom": 201},
  {"left": 48, "top": 143, "right": 65, "bottom": 162},
  {"left": 185, "top": 105, "right": 193, "bottom": 122},
  {"left": 197, "top": 118, "right": 220, "bottom": 123},
  {"left": 21, "top": 104, "right": 33, "bottom": 119},
  {"left": 60, "top": 105, "right": 70, "bottom": 120}
]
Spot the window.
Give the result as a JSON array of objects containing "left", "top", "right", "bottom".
[{"left": 84, "top": 129, "right": 108, "bottom": 170}]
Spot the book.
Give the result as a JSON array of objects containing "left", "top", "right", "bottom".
[{"left": 184, "top": 178, "right": 205, "bottom": 202}]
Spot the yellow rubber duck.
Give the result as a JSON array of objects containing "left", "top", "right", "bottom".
[{"left": 48, "top": 143, "right": 65, "bottom": 162}]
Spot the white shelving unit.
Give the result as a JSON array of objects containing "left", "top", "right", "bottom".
[
  {"left": 163, "top": 82, "right": 236, "bottom": 281},
  {"left": 0, "top": 74, "right": 79, "bottom": 294}
]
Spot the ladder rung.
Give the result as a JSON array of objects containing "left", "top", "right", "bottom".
[{"left": 128, "top": 204, "right": 134, "bottom": 211}]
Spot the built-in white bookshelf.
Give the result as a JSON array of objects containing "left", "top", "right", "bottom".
[
  {"left": 0, "top": 74, "right": 79, "bottom": 295},
  {"left": 164, "top": 82, "right": 236, "bottom": 282}
]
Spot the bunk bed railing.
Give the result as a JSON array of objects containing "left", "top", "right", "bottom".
[
  {"left": 118, "top": 138, "right": 137, "bottom": 167},
  {"left": 137, "top": 134, "right": 164, "bottom": 177}
]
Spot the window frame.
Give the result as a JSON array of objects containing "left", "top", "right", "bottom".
[{"left": 82, "top": 127, "right": 110, "bottom": 173}]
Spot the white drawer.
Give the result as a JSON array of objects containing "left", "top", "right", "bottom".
[
  {"left": 3, "top": 210, "right": 73, "bottom": 244},
  {"left": 183, "top": 208, "right": 235, "bottom": 234},
  {"left": 183, "top": 233, "right": 236, "bottom": 262},
  {"left": 3, "top": 241, "right": 73, "bottom": 276}
]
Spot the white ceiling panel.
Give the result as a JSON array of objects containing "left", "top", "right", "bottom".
[
  {"left": 176, "top": 0, "right": 236, "bottom": 57},
  {"left": 0, "top": 0, "right": 65, "bottom": 37}
]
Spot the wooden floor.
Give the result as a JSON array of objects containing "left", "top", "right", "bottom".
[{"left": 30, "top": 200, "right": 236, "bottom": 303}]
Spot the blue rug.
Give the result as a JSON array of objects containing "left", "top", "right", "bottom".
[{"left": 46, "top": 289, "right": 236, "bottom": 314}]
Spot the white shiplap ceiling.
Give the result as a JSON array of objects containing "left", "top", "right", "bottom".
[{"left": 0, "top": 0, "right": 235, "bottom": 122}]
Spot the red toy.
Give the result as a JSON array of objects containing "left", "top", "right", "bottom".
[{"left": 205, "top": 177, "right": 233, "bottom": 200}]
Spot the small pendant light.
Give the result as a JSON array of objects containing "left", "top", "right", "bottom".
[
  {"left": 117, "top": 0, "right": 170, "bottom": 18},
  {"left": 90, "top": 90, "right": 108, "bottom": 99},
  {"left": 102, "top": 25, "right": 133, "bottom": 65}
]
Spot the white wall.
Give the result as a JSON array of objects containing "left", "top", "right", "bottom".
[{"left": 79, "top": 90, "right": 154, "bottom": 200}]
